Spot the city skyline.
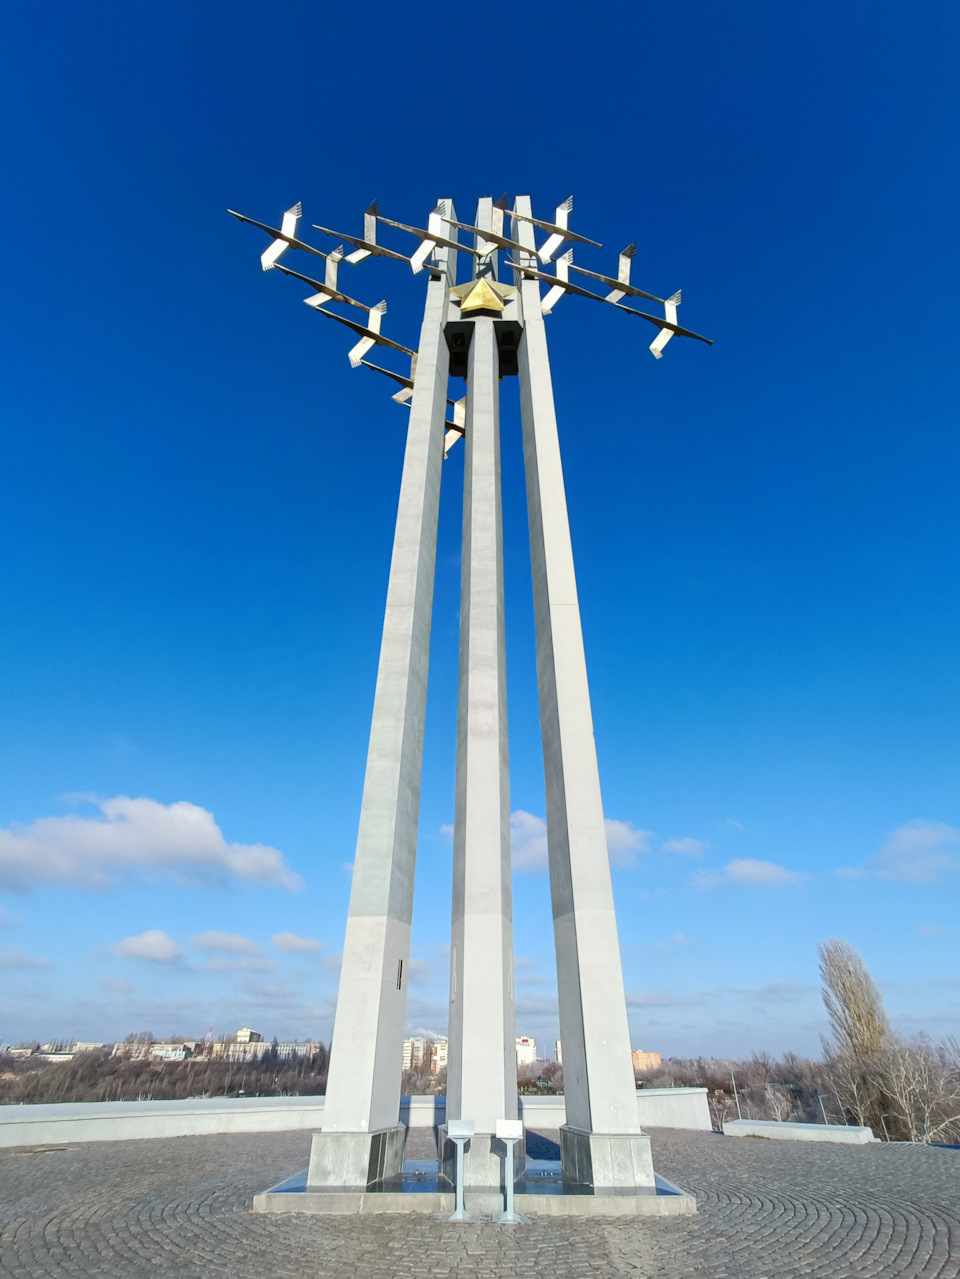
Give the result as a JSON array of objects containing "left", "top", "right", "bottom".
[{"left": 1, "top": 0, "right": 958, "bottom": 1059}]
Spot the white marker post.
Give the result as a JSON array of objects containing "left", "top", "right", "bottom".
[
  {"left": 446, "top": 1119, "right": 474, "bottom": 1221},
  {"left": 495, "top": 1119, "right": 526, "bottom": 1224}
]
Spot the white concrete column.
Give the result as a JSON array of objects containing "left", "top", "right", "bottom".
[
  {"left": 442, "top": 199, "right": 518, "bottom": 1192},
  {"left": 308, "top": 204, "right": 458, "bottom": 1190},
  {"left": 512, "top": 197, "right": 654, "bottom": 1190}
]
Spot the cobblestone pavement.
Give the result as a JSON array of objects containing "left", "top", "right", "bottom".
[{"left": 1, "top": 1127, "right": 957, "bottom": 1278}]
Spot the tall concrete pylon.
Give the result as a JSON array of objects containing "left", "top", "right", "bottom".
[
  {"left": 441, "top": 198, "right": 519, "bottom": 1191},
  {"left": 306, "top": 204, "right": 459, "bottom": 1191},
  {"left": 232, "top": 188, "right": 709, "bottom": 1200},
  {"left": 512, "top": 197, "right": 655, "bottom": 1189}
]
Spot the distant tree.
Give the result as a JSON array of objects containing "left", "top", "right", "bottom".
[
  {"left": 818, "top": 937, "right": 897, "bottom": 1137},
  {"left": 819, "top": 939, "right": 890, "bottom": 1063}
]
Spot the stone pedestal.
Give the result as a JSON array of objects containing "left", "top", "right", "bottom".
[
  {"left": 559, "top": 1125, "right": 656, "bottom": 1190},
  {"left": 438, "top": 1125, "right": 526, "bottom": 1191},
  {"left": 306, "top": 1125, "right": 405, "bottom": 1190}
]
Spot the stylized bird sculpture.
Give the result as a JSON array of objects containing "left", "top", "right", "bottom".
[
  {"left": 375, "top": 203, "right": 478, "bottom": 274},
  {"left": 308, "top": 298, "right": 415, "bottom": 367},
  {"left": 360, "top": 357, "right": 466, "bottom": 456},
  {"left": 509, "top": 196, "right": 603, "bottom": 263},
  {"left": 313, "top": 200, "right": 449, "bottom": 274},
  {"left": 271, "top": 258, "right": 369, "bottom": 312},
  {"left": 568, "top": 242, "right": 665, "bottom": 306},
  {"left": 507, "top": 256, "right": 712, "bottom": 354},
  {"left": 441, "top": 201, "right": 531, "bottom": 261},
  {"left": 227, "top": 202, "right": 333, "bottom": 270}
]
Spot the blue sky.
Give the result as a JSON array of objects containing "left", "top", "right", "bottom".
[{"left": 1, "top": 0, "right": 957, "bottom": 1057}]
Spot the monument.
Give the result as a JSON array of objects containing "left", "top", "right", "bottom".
[{"left": 229, "top": 192, "right": 710, "bottom": 1208}]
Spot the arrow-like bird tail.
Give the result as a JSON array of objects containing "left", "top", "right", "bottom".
[
  {"left": 348, "top": 336, "right": 375, "bottom": 367},
  {"left": 260, "top": 201, "right": 302, "bottom": 271},
  {"left": 363, "top": 200, "right": 380, "bottom": 245}
]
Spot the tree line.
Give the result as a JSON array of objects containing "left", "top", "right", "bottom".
[
  {"left": 0, "top": 1042, "right": 329, "bottom": 1105},
  {"left": 3, "top": 939, "right": 956, "bottom": 1141},
  {"left": 635, "top": 939, "right": 960, "bottom": 1144}
]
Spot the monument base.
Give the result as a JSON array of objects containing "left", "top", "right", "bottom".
[
  {"left": 437, "top": 1126, "right": 526, "bottom": 1190},
  {"left": 253, "top": 1170, "right": 696, "bottom": 1217},
  {"left": 560, "top": 1125, "right": 656, "bottom": 1190},
  {"left": 306, "top": 1125, "right": 405, "bottom": 1189}
]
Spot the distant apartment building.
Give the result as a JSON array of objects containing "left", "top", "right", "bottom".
[
  {"left": 235, "top": 1028, "right": 262, "bottom": 1044},
  {"left": 151, "top": 1042, "right": 197, "bottom": 1061},
  {"left": 555, "top": 1040, "right": 563, "bottom": 1065},
  {"left": 211, "top": 1038, "right": 319, "bottom": 1063},
  {"left": 430, "top": 1039, "right": 448, "bottom": 1074},
  {"left": 516, "top": 1036, "right": 537, "bottom": 1067},
  {"left": 632, "top": 1049, "right": 661, "bottom": 1072},
  {"left": 402, "top": 1036, "right": 429, "bottom": 1071}
]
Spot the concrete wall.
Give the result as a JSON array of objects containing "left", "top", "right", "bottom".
[
  {"left": 723, "top": 1118, "right": 878, "bottom": 1144},
  {"left": 0, "top": 1088, "right": 712, "bottom": 1148}
]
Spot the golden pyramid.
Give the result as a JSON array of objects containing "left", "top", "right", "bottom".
[{"left": 450, "top": 276, "right": 515, "bottom": 314}]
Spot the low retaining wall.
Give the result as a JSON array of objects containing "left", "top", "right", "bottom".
[
  {"left": 723, "top": 1118, "right": 878, "bottom": 1144},
  {"left": 0, "top": 1087, "right": 711, "bottom": 1148}
]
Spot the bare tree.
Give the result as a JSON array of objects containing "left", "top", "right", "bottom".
[
  {"left": 764, "top": 1083, "right": 800, "bottom": 1122},
  {"left": 818, "top": 937, "right": 896, "bottom": 1136},
  {"left": 819, "top": 938, "right": 889, "bottom": 1062},
  {"left": 708, "top": 1093, "right": 734, "bottom": 1131},
  {"left": 882, "top": 1037, "right": 960, "bottom": 1144}
]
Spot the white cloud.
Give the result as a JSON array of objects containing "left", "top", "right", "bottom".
[
  {"left": 440, "top": 824, "right": 455, "bottom": 841},
  {"left": 755, "top": 980, "right": 808, "bottom": 1001},
  {"left": 112, "top": 929, "right": 183, "bottom": 963},
  {"left": 0, "top": 797, "right": 301, "bottom": 892},
  {"left": 407, "top": 957, "right": 437, "bottom": 985},
  {"left": 605, "top": 820, "right": 654, "bottom": 868},
  {"left": 511, "top": 811, "right": 549, "bottom": 872},
  {"left": 726, "top": 859, "right": 807, "bottom": 886},
  {"left": 272, "top": 932, "right": 320, "bottom": 953},
  {"left": 511, "top": 811, "right": 652, "bottom": 872},
  {"left": 0, "top": 906, "right": 21, "bottom": 926},
  {"left": 838, "top": 820, "right": 960, "bottom": 884},
  {"left": 199, "top": 957, "right": 275, "bottom": 973},
  {"left": 653, "top": 933, "right": 690, "bottom": 952},
  {"left": 693, "top": 859, "right": 808, "bottom": 889},
  {"left": 919, "top": 924, "right": 946, "bottom": 936},
  {"left": 662, "top": 837, "right": 710, "bottom": 857},
  {"left": 625, "top": 991, "right": 697, "bottom": 1007},
  {"left": 0, "top": 946, "right": 52, "bottom": 970},
  {"left": 101, "top": 978, "right": 135, "bottom": 993},
  {"left": 190, "top": 931, "right": 263, "bottom": 955},
  {"left": 721, "top": 818, "right": 744, "bottom": 830}
]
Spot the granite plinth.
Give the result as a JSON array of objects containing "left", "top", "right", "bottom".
[
  {"left": 560, "top": 1125, "right": 657, "bottom": 1190},
  {"left": 306, "top": 1125, "right": 405, "bottom": 1188}
]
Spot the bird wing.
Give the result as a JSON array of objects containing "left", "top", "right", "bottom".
[
  {"left": 310, "top": 305, "right": 416, "bottom": 357},
  {"left": 441, "top": 216, "right": 527, "bottom": 256},
  {"left": 376, "top": 214, "right": 476, "bottom": 256},
  {"left": 311, "top": 225, "right": 412, "bottom": 264},
  {"left": 508, "top": 206, "right": 602, "bottom": 249},
  {"left": 568, "top": 262, "right": 664, "bottom": 305},
  {"left": 273, "top": 262, "right": 369, "bottom": 311},
  {"left": 360, "top": 359, "right": 414, "bottom": 389},
  {"left": 227, "top": 210, "right": 332, "bottom": 262},
  {"left": 616, "top": 302, "right": 712, "bottom": 344},
  {"left": 505, "top": 259, "right": 607, "bottom": 303}
]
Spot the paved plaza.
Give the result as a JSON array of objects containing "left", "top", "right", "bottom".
[{"left": 0, "top": 1127, "right": 957, "bottom": 1278}]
